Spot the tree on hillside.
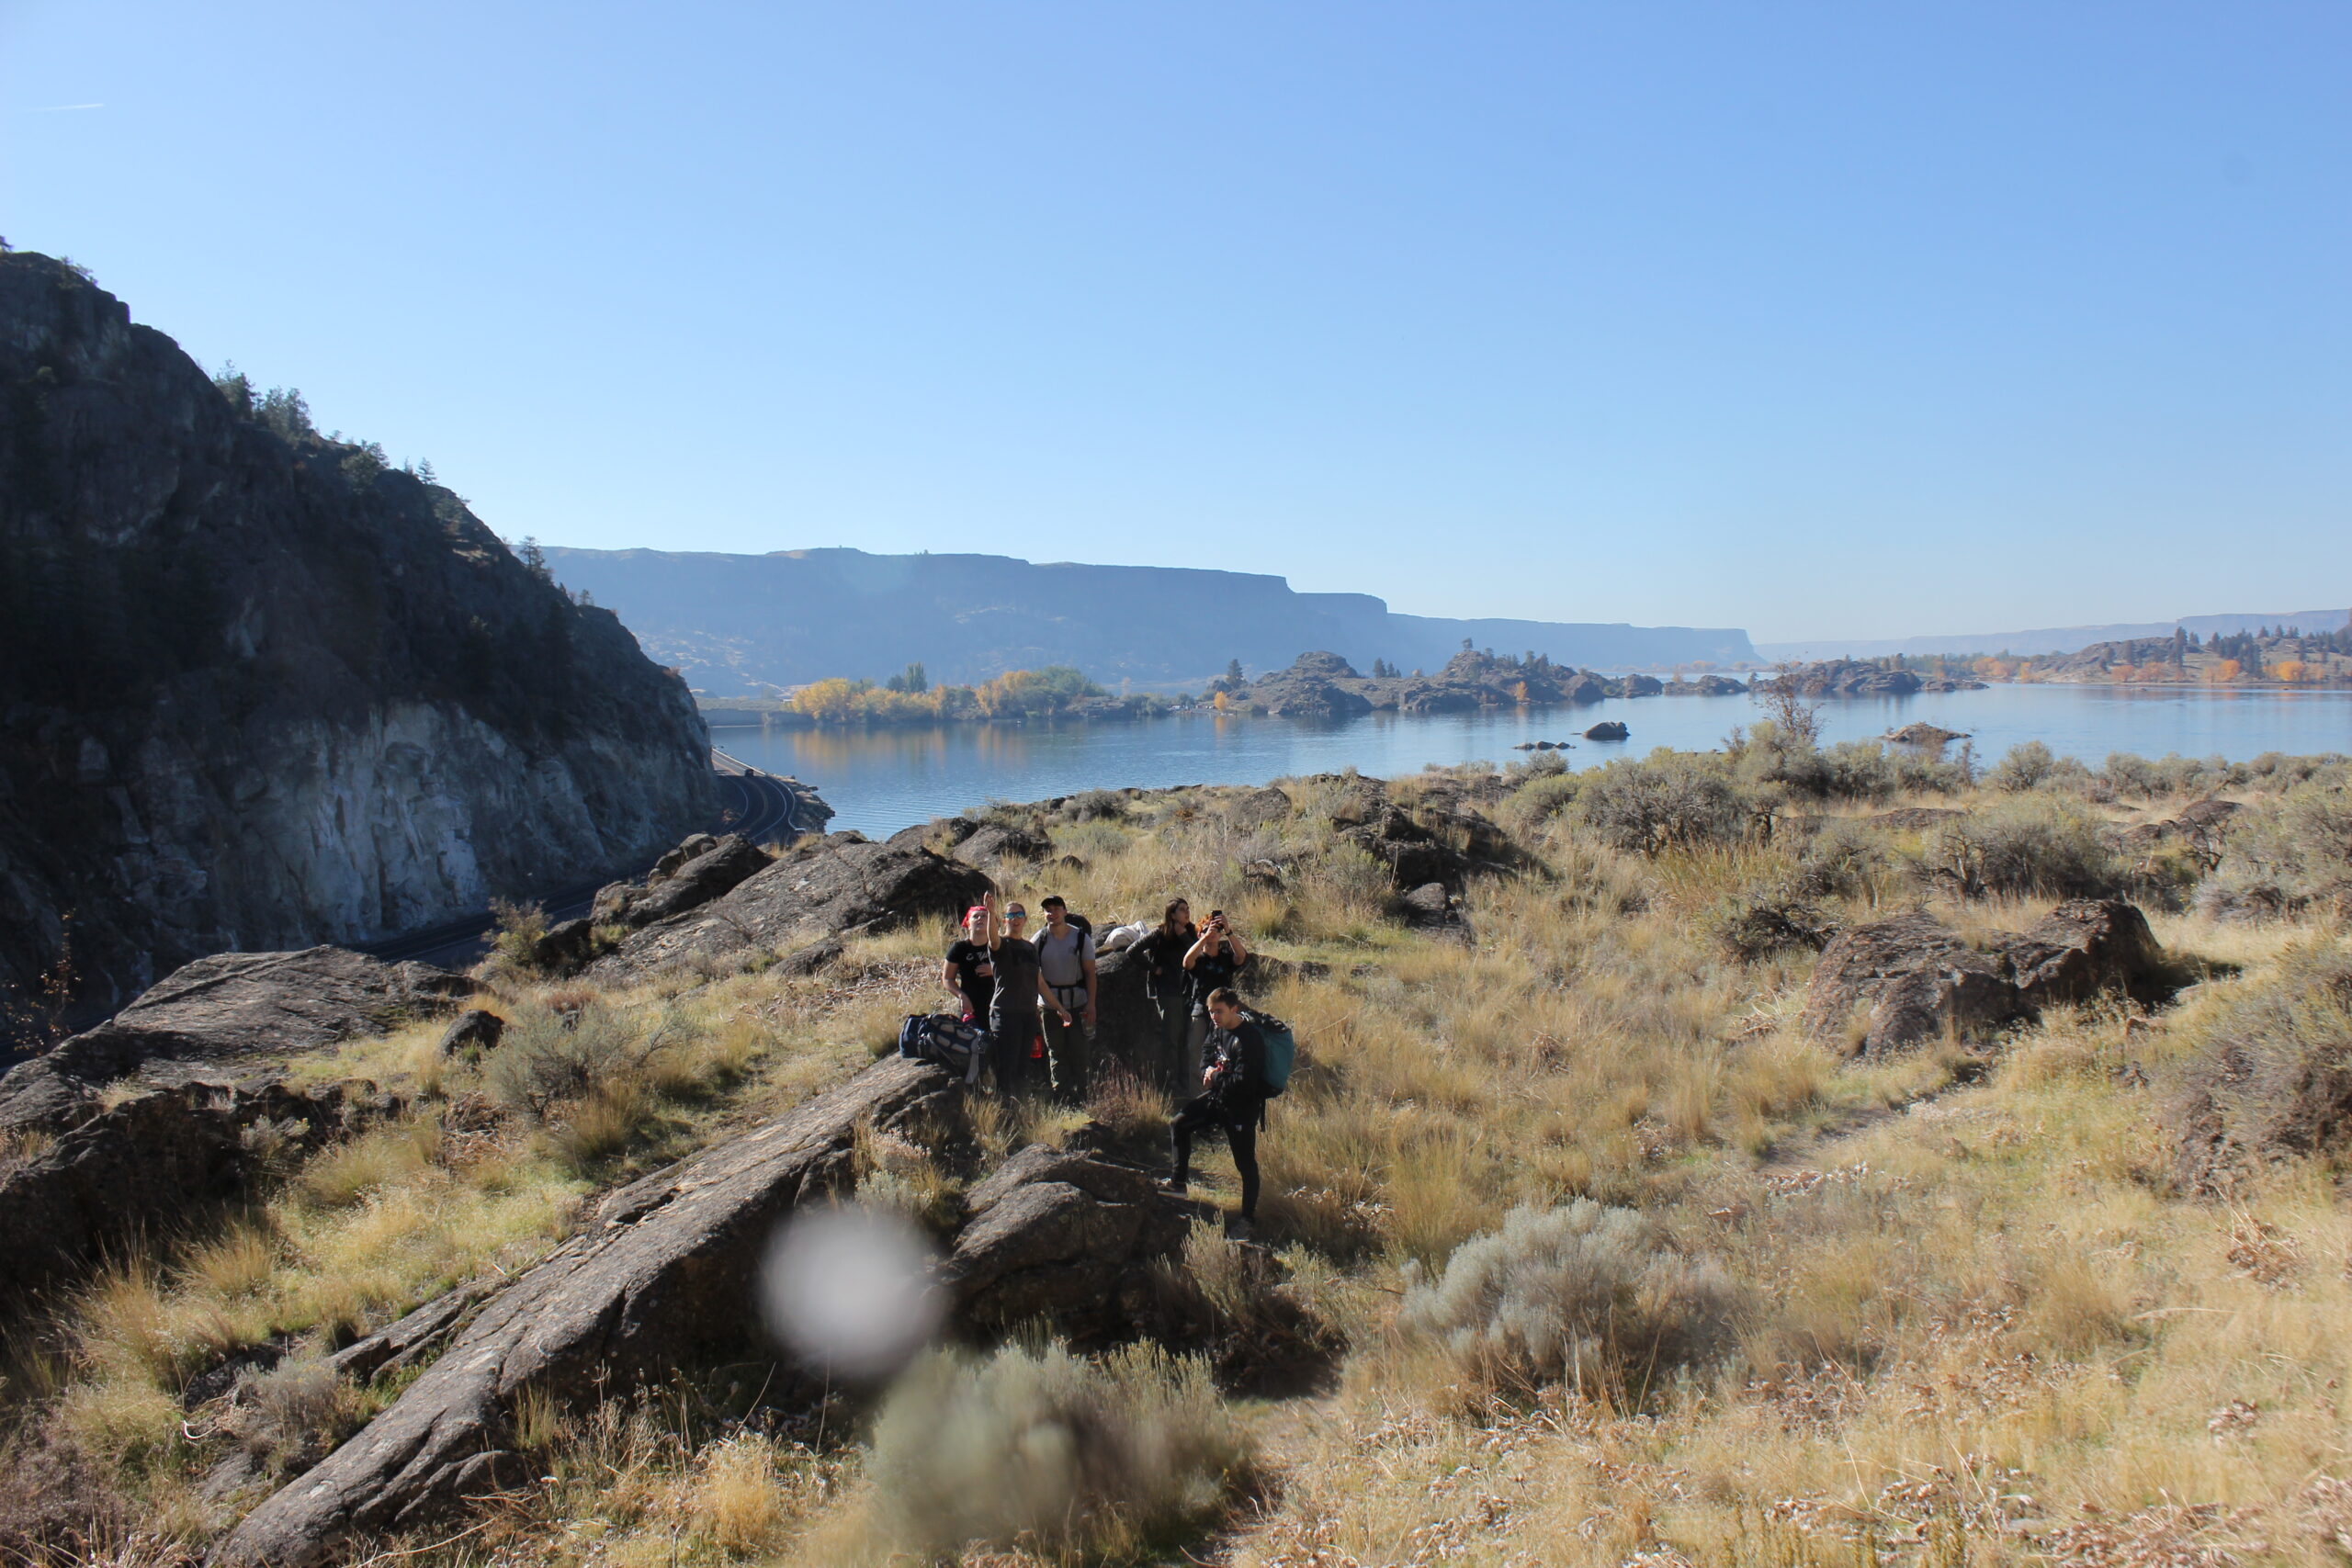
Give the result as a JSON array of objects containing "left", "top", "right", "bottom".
[{"left": 885, "top": 662, "right": 928, "bottom": 694}]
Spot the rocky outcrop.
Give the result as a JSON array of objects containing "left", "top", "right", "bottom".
[
  {"left": 0, "top": 947, "right": 464, "bottom": 1298},
  {"left": 1664, "top": 675, "right": 1747, "bottom": 696},
  {"left": 593, "top": 834, "right": 768, "bottom": 927},
  {"left": 1762, "top": 660, "right": 1986, "bottom": 698},
  {"left": 1887, "top": 722, "right": 1969, "bottom": 748},
  {"left": 1584, "top": 721, "right": 1630, "bottom": 741},
  {"left": 1803, "top": 899, "right": 2179, "bottom": 1055},
  {"left": 1230, "top": 650, "right": 1663, "bottom": 719},
  {"left": 1247, "top": 653, "right": 1377, "bottom": 718},
  {"left": 943, "top": 1144, "right": 1204, "bottom": 1339},
  {"left": 953, "top": 821, "right": 1053, "bottom": 866},
  {"left": 217, "top": 1056, "right": 966, "bottom": 1567},
  {"left": 0, "top": 946, "right": 471, "bottom": 1134},
  {"left": 583, "top": 834, "right": 991, "bottom": 984},
  {"left": 0, "top": 253, "right": 718, "bottom": 1035}
]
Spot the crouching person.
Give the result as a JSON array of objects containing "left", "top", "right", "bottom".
[{"left": 1165, "top": 987, "right": 1267, "bottom": 1234}]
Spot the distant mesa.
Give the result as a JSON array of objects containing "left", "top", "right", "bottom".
[{"left": 540, "top": 545, "right": 1758, "bottom": 695}]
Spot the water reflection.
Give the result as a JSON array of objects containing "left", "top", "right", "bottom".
[{"left": 718, "top": 685, "right": 2352, "bottom": 840}]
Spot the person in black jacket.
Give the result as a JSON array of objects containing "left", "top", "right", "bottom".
[
  {"left": 1165, "top": 987, "right": 1266, "bottom": 1231},
  {"left": 1128, "top": 897, "right": 1199, "bottom": 1093},
  {"left": 1181, "top": 909, "right": 1250, "bottom": 1063}
]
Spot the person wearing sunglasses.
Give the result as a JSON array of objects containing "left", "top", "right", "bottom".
[{"left": 978, "top": 890, "right": 1067, "bottom": 1096}]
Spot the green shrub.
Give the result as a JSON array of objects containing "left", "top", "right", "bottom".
[
  {"left": 1510, "top": 770, "right": 1582, "bottom": 822},
  {"left": 862, "top": 1343, "right": 1248, "bottom": 1562},
  {"left": 488, "top": 1003, "right": 662, "bottom": 1119},
  {"left": 1573, "top": 753, "right": 1746, "bottom": 854},
  {"left": 1401, "top": 1201, "right": 1736, "bottom": 1403},
  {"left": 2200, "top": 785, "right": 2352, "bottom": 922},
  {"left": 1921, "top": 796, "right": 2120, "bottom": 898}
]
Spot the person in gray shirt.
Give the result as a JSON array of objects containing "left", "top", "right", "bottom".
[{"left": 1033, "top": 894, "right": 1097, "bottom": 1105}]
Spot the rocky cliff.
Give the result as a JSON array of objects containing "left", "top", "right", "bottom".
[{"left": 0, "top": 253, "right": 718, "bottom": 1033}]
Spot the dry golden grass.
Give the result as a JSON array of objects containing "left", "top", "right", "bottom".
[{"left": 17, "top": 761, "right": 2352, "bottom": 1568}]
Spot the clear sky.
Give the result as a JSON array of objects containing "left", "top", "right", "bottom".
[{"left": 4, "top": 2, "right": 2346, "bottom": 641}]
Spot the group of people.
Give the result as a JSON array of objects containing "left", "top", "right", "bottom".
[{"left": 940, "top": 891, "right": 1270, "bottom": 1226}]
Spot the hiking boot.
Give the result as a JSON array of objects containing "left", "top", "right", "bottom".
[{"left": 1161, "top": 1173, "right": 1189, "bottom": 1194}]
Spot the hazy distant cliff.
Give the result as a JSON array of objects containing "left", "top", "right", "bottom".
[
  {"left": 0, "top": 254, "right": 718, "bottom": 1030},
  {"left": 543, "top": 547, "right": 1758, "bottom": 694}
]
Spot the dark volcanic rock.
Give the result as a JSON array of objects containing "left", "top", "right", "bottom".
[
  {"left": 952, "top": 821, "right": 1054, "bottom": 866},
  {"left": 1767, "top": 660, "right": 1986, "bottom": 698},
  {"left": 1664, "top": 675, "right": 1747, "bottom": 696},
  {"left": 217, "top": 1057, "right": 964, "bottom": 1568},
  {"left": 1803, "top": 899, "right": 2177, "bottom": 1055},
  {"left": 590, "top": 834, "right": 770, "bottom": 931},
  {"left": 585, "top": 836, "right": 990, "bottom": 983},
  {"left": 1887, "top": 722, "right": 1969, "bottom": 749},
  {"left": 1584, "top": 721, "right": 1630, "bottom": 741},
  {"left": 434, "top": 1009, "right": 504, "bottom": 1056},
  {"left": 0, "top": 1078, "right": 379, "bottom": 1300},
  {"left": 944, "top": 1144, "right": 1204, "bottom": 1339},
  {"left": 0, "top": 253, "right": 718, "bottom": 1033},
  {"left": 0, "top": 946, "right": 464, "bottom": 1301},
  {"left": 1250, "top": 654, "right": 1376, "bottom": 719},
  {"left": 0, "top": 946, "right": 471, "bottom": 1133}
]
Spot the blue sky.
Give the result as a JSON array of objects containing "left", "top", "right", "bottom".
[{"left": 4, "top": 2, "right": 2346, "bottom": 641}]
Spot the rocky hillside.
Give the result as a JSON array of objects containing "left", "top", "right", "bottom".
[{"left": 0, "top": 253, "right": 718, "bottom": 1034}]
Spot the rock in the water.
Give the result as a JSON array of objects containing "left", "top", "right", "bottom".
[
  {"left": 584, "top": 837, "right": 990, "bottom": 984},
  {"left": 1886, "top": 722, "right": 1969, "bottom": 749},
  {"left": 1803, "top": 899, "right": 2178, "bottom": 1055},
  {"left": 434, "top": 1009, "right": 504, "bottom": 1056},
  {"left": 0, "top": 946, "right": 472, "bottom": 1134},
  {"left": 1664, "top": 675, "right": 1747, "bottom": 696},
  {"left": 943, "top": 1144, "right": 1204, "bottom": 1339},
  {"left": 216, "top": 1057, "right": 965, "bottom": 1567},
  {"left": 1584, "top": 721, "right": 1630, "bottom": 741}
]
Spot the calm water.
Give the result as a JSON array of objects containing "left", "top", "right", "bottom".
[{"left": 715, "top": 685, "right": 2352, "bottom": 840}]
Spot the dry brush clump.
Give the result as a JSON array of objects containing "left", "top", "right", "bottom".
[
  {"left": 1399, "top": 1200, "right": 1737, "bottom": 1407},
  {"left": 2172, "top": 936, "right": 2352, "bottom": 1193},
  {"left": 839, "top": 1342, "right": 1250, "bottom": 1564}
]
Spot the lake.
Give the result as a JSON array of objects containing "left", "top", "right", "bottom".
[{"left": 712, "top": 684, "right": 2352, "bottom": 840}]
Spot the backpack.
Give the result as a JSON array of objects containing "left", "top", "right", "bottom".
[
  {"left": 1247, "top": 1010, "right": 1296, "bottom": 1097},
  {"left": 899, "top": 1013, "right": 985, "bottom": 1085}
]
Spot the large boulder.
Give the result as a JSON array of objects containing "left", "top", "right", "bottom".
[
  {"left": 583, "top": 836, "right": 991, "bottom": 984},
  {"left": 1584, "top": 720, "right": 1630, "bottom": 741},
  {"left": 217, "top": 1056, "right": 965, "bottom": 1567},
  {"left": 0, "top": 946, "right": 464, "bottom": 1303},
  {"left": 0, "top": 946, "right": 472, "bottom": 1134},
  {"left": 943, "top": 1144, "right": 1204, "bottom": 1340},
  {"left": 952, "top": 821, "right": 1054, "bottom": 867},
  {"left": 0, "top": 1078, "right": 384, "bottom": 1300},
  {"left": 589, "top": 833, "right": 771, "bottom": 932},
  {"left": 1803, "top": 899, "right": 2178, "bottom": 1056}
]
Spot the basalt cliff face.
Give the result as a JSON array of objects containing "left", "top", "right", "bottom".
[{"left": 0, "top": 254, "right": 718, "bottom": 1032}]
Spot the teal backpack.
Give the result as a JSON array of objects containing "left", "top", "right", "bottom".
[{"left": 1250, "top": 1011, "right": 1296, "bottom": 1097}]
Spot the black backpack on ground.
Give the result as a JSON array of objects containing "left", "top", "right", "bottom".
[{"left": 898, "top": 1012, "right": 985, "bottom": 1085}]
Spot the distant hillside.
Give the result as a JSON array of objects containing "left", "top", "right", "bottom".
[
  {"left": 542, "top": 547, "right": 1758, "bottom": 694},
  {"left": 1759, "top": 606, "right": 2352, "bottom": 663},
  {"left": 0, "top": 254, "right": 717, "bottom": 1032}
]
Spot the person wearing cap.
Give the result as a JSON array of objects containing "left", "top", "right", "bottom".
[
  {"left": 941, "top": 904, "right": 997, "bottom": 1022},
  {"left": 1034, "top": 895, "right": 1097, "bottom": 1105},
  {"left": 978, "top": 890, "right": 1066, "bottom": 1096}
]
